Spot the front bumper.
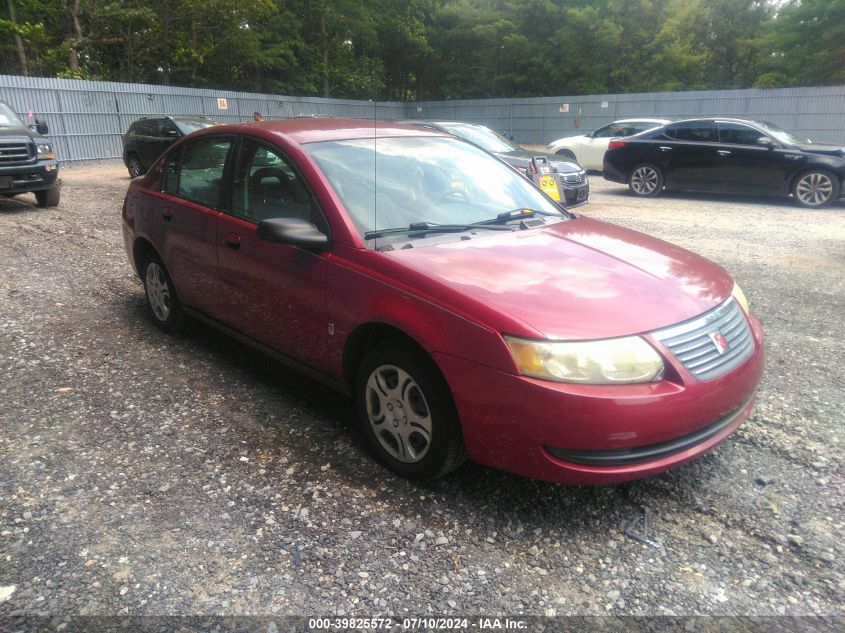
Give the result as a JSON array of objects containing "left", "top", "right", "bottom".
[
  {"left": 433, "top": 312, "right": 764, "bottom": 484},
  {"left": 0, "top": 160, "right": 60, "bottom": 194},
  {"left": 561, "top": 180, "right": 590, "bottom": 208}
]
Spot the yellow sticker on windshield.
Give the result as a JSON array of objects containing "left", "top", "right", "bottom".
[{"left": 539, "top": 176, "right": 560, "bottom": 201}]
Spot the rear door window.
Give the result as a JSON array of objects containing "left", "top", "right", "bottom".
[
  {"left": 669, "top": 121, "right": 717, "bottom": 142},
  {"left": 174, "top": 136, "right": 234, "bottom": 208}
]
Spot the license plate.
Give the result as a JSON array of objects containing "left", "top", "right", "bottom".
[
  {"left": 538, "top": 175, "right": 560, "bottom": 201},
  {"left": 0, "top": 176, "right": 12, "bottom": 189}
]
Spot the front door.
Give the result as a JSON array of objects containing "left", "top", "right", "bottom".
[
  {"left": 715, "top": 122, "right": 797, "bottom": 195},
  {"left": 215, "top": 138, "right": 330, "bottom": 371}
]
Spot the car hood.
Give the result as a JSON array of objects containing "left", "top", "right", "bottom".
[
  {"left": 497, "top": 149, "right": 581, "bottom": 174},
  {"left": 792, "top": 143, "right": 845, "bottom": 158},
  {"left": 385, "top": 217, "right": 733, "bottom": 340},
  {"left": 0, "top": 125, "right": 34, "bottom": 140}
]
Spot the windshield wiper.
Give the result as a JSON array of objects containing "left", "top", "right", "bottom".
[
  {"left": 473, "top": 208, "right": 564, "bottom": 225},
  {"left": 364, "top": 222, "right": 512, "bottom": 241}
]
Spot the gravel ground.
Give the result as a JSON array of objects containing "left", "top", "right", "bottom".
[{"left": 1, "top": 162, "right": 843, "bottom": 621}]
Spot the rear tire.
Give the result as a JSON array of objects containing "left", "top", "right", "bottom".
[
  {"left": 355, "top": 339, "right": 467, "bottom": 481},
  {"left": 35, "top": 186, "right": 60, "bottom": 207},
  {"left": 127, "top": 153, "right": 144, "bottom": 178},
  {"left": 793, "top": 170, "right": 839, "bottom": 208},
  {"left": 142, "top": 253, "right": 185, "bottom": 333},
  {"left": 628, "top": 164, "right": 664, "bottom": 197}
]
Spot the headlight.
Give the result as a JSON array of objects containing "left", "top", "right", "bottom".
[
  {"left": 731, "top": 282, "right": 749, "bottom": 314},
  {"left": 37, "top": 143, "right": 56, "bottom": 160},
  {"left": 505, "top": 335, "right": 664, "bottom": 384}
]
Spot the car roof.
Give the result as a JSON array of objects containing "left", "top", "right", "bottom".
[
  {"left": 612, "top": 118, "right": 671, "bottom": 123},
  {"left": 220, "top": 118, "right": 451, "bottom": 144},
  {"left": 667, "top": 117, "right": 763, "bottom": 126}
]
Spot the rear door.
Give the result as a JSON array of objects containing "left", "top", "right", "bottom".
[
  {"left": 659, "top": 121, "right": 721, "bottom": 189},
  {"left": 215, "top": 137, "right": 330, "bottom": 370},
  {"left": 153, "top": 134, "right": 234, "bottom": 317}
]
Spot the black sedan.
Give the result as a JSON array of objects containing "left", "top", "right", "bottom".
[
  {"left": 602, "top": 118, "right": 845, "bottom": 208},
  {"left": 402, "top": 120, "right": 589, "bottom": 208}
]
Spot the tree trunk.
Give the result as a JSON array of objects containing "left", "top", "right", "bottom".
[
  {"left": 161, "top": 1, "right": 171, "bottom": 84},
  {"left": 6, "top": 0, "right": 29, "bottom": 76},
  {"left": 320, "top": 1, "right": 330, "bottom": 97},
  {"left": 63, "top": 0, "right": 82, "bottom": 72}
]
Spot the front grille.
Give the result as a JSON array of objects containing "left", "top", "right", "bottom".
[
  {"left": 652, "top": 298, "right": 754, "bottom": 381},
  {"left": 0, "top": 141, "right": 33, "bottom": 164},
  {"left": 560, "top": 170, "right": 586, "bottom": 184}
]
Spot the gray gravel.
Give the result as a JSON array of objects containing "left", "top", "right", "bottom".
[{"left": 1, "top": 163, "right": 843, "bottom": 618}]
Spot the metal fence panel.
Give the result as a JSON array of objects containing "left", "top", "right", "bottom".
[
  {"left": 0, "top": 75, "right": 405, "bottom": 162},
  {"left": 2, "top": 75, "right": 843, "bottom": 161},
  {"left": 411, "top": 85, "right": 845, "bottom": 145}
]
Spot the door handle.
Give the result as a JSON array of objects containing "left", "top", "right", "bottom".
[
  {"left": 658, "top": 146, "right": 672, "bottom": 152},
  {"left": 162, "top": 207, "right": 173, "bottom": 221},
  {"left": 717, "top": 150, "right": 732, "bottom": 156},
  {"left": 223, "top": 232, "right": 241, "bottom": 250}
]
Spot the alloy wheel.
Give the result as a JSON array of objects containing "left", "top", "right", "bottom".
[
  {"left": 630, "top": 166, "right": 660, "bottom": 195},
  {"left": 795, "top": 172, "right": 834, "bottom": 207},
  {"left": 128, "top": 156, "right": 142, "bottom": 178},
  {"left": 365, "top": 364, "right": 433, "bottom": 463},
  {"left": 145, "top": 262, "right": 171, "bottom": 322}
]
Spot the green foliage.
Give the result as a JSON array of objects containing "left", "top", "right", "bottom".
[{"left": 1, "top": 0, "right": 842, "bottom": 99}]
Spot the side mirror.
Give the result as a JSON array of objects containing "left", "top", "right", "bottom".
[
  {"left": 756, "top": 136, "right": 773, "bottom": 148},
  {"left": 257, "top": 217, "right": 328, "bottom": 250},
  {"left": 167, "top": 129, "right": 180, "bottom": 137},
  {"left": 35, "top": 119, "right": 48, "bottom": 135}
]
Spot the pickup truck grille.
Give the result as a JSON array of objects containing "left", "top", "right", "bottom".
[
  {"left": 0, "top": 141, "right": 34, "bottom": 164},
  {"left": 652, "top": 298, "right": 755, "bottom": 381}
]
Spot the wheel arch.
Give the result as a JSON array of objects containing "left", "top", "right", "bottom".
[
  {"left": 132, "top": 237, "right": 157, "bottom": 279},
  {"left": 342, "top": 322, "right": 436, "bottom": 393}
]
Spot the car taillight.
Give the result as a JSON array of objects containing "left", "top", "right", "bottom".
[
  {"left": 528, "top": 160, "right": 538, "bottom": 175},
  {"left": 607, "top": 140, "right": 627, "bottom": 150}
]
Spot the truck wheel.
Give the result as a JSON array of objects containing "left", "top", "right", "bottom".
[
  {"left": 127, "top": 154, "right": 144, "bottom": 178},
  {"left": 35, "top": 186, "right": 60, "bottom": 207}
]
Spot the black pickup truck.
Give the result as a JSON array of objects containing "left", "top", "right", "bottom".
[{"left": 0, "top": 99, "right": 60, "bottom": 207}]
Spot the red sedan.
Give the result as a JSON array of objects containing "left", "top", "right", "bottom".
[{"left": 121, "top": 119, "right": 764, "bottom": 484}]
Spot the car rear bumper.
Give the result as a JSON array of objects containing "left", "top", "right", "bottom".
[
  {"left": 0, "top": 161, "right": 59, "bottom": 194},
  {"left": 602, "top": 160, "right": 627, "bottom": 184},
  {"left": 433, "top": 312, "right": 764, "bottom": 485}
]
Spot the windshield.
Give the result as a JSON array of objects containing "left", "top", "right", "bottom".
[
  {"left": 757, "top": 121, "right": 808, "bottom": 145},
  {"left": 438, "top": 123, "right": 518, "bottom": 153},
  {"left": 173, "top": 118, "right": 217, "bottom": 134},
  {"left": 0, "top": 102, "right": 24, "bottom": 128},
  {"left": 304, "top": 136, "right": 565, "bottom": 245}
]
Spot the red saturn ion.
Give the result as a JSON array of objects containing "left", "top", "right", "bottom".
[{"left": 122, "top": 119, "right": 764, "bottom": 484}]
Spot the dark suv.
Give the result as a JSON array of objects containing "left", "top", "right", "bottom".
[
  {"left": 0, "top": 100, "right": 60, "bottom": 207},
  {"left": 122, "top": 116, "right": 217, "bottom": 177}
]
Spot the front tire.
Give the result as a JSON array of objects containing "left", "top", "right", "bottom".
[
  {"left": 555, "top": 149, "right": 578, "bottom": 162},
  {"left": 142, "top": 254, "right": 185, "bottom": 333},
  {"left": 628, "top": 164, "right": 664, "bottom": 197},
  {"left": 355, "top": 340, "right": 467, "bottom": 481},
  {"left": 793, "top": 170, "right": 839, "bottom": 208},
  {"left": 35, "top": 186, "right": 60, "bottom": 207}
]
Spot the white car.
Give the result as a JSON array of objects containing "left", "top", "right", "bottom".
[{"left": 547, "top": 119, "right": 671, "bottom": 170}]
